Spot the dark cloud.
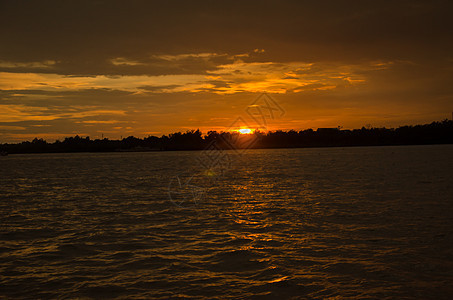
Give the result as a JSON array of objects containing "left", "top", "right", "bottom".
[
  {"left": 138, "top": 84, "right": 183, "bottom": 92},
  {"left": 2, "top": 0, "right": 452, "bottom": 73}
]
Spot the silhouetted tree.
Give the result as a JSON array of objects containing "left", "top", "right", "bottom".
[{"left": 1, "top": 119, "right": 452, "bottom": 154}]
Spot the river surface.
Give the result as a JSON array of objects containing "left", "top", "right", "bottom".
[{"left": 1, "top": 145, "right": 453, "bottom": 299}]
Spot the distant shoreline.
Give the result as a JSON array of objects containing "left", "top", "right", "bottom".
[
  {"left": 1, "top": 142, "right": 452, "bottom": 156},
  {"left": 1, "top": 119, "right": 452, "bottom": 155}
]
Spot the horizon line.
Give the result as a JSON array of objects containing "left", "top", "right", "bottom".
[{"left": 2, "top": 118, "right": 452, "bottom": 145}]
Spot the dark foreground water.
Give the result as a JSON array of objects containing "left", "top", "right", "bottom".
[{"left": 1, "top": 145, "right": 453, "bottom": 299}]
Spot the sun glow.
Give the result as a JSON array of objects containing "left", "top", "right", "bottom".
[{"left": 238, "top": 128, "right": 252, "bottom": 134}]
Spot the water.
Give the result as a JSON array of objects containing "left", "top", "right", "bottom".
[{"left": 1, "top": 145, "right": 452, "bottom": 299}]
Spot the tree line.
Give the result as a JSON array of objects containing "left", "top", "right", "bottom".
[{"left": 1, "top": 119, "right": 452, "bottom": 154}]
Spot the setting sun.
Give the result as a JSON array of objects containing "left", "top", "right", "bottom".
[{"left": 238, "top": 128, "right": 252, "bottom": 134}]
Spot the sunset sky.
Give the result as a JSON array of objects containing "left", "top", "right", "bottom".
[{"left": 1, "top": 0, "right": 452, "bottom": 142}]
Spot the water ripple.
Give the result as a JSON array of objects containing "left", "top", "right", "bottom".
[{"left": 1, "top": 146, "right": 453, "bottom": 298}]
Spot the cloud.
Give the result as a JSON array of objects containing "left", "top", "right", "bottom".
[
  {"left": 0, "top": 60, "right": 57, "bottom": 69},
  {"left": 0, "top": 125, "right": 26, "bottom": 131},
  {"left": 0, "top": 103, "right": 126, "bottom": 123},
  {"left": 110, "top": 58, "right": 144, "bottom": 66},
  {"left": 76, "top": 120, "right": 121, "bottom": 124},
  {"left": 1, "top": 1, "right": 451, "bottom": 68},
  {"left": 0, "top": 60, "right": 389, "bottom": 95}
]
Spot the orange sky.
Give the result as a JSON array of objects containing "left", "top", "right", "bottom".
[{"left": 1, "top": 1, "right": 452, "bottom": 142}]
